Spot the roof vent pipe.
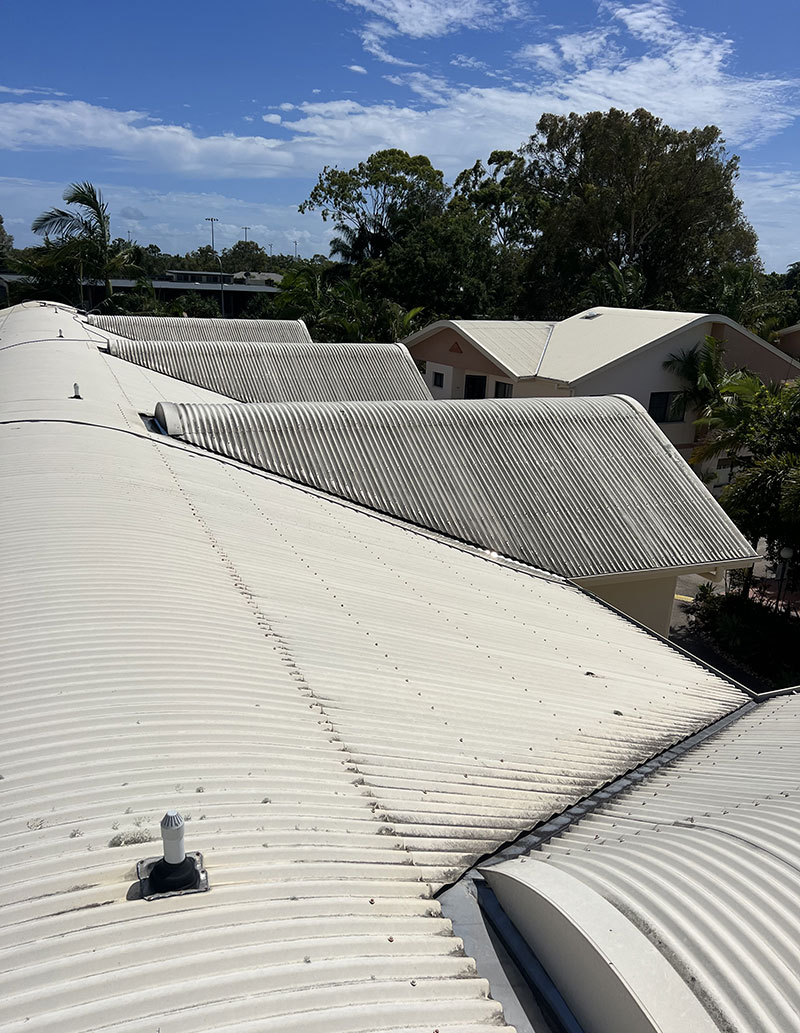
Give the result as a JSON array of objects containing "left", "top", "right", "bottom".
[{"left": 148, "top": 811, "right": 199, "bottom": 894}]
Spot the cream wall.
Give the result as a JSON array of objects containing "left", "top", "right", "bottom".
[
  {"left": 776, "top": 328, "right": 800, "bottom": 360},
  {"left": 573, "top": 574, "right": 678, "bottom": 637},
  {"left": 513, "top": 378, "right": 572, "bottom": 398}
]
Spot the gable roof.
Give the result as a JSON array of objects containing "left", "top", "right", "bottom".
[
  {"left": 403, "top": 319, "right": 555, "bottom": 379},
  {"left": 0, "top": 300, "right": 752, "bottom": 1033},
  {"left": 405, "top": 308, "right": 800, "bottom": 385},
  {"left": 87, "top": 313, "right": 312, "bottom": 343},
  {"left": 156, "top": 395, "right": 757, "bottom": 579},
  {"left": 106, "top": 337, "right": 432, "bottom": 403}
]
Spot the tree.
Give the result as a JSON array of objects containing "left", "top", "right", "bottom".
[
  {"left": 663, "top": 336, "right": 745, "bottom": 419},
  {"left": 0, "top": 214, "right": 14, "bottom": 267},
  {"left": 374, "top": 201, "right": 495, "bottom": 318},
  {"left": 221, "top": 240, "right": 268, "bottom": 273},
  {"left": 690, "top": 376, "right": 800, "bottom": 588},
  {"left": 516, "top": 109, "right": 758, "bottom": 315},
  {"left": 272, "top": 265, "right": 422, "bottom": 343},
  {"left": 31, "top": 181, "right": 138, "bottom": 301},
  {"left": 692, "top": 262, "right": 793, "bottom": 339},
  {"left": 299, "top": 149, "right": 450, "bottom": 263}
]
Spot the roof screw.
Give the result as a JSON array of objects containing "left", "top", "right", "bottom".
[{"left": 71, "top": 383, "right": 82, "bottom": 400}]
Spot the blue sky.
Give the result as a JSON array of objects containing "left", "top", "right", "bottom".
[{"left": 2, "top": 0, "right": 799, "bottom": 270}]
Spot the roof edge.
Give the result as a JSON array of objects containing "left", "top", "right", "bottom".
[{"left": 403, "top": 319, "right": 521, "bottom": 379}]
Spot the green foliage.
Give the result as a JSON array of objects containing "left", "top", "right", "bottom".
[
  {"left": 686, "top": 591, "right": 800, "bottom": 688},
  {"left": 663, "top": 336, "right": 746, "bottom": 419},
  {"left": 690, "top": 262, "right": 793, "bottom": 338},
  {"left": 0, "top": 214, "right": 14, "bottom": 267},
  {"left": 517, "top": 108, "right": 758, "bottom": 315},
  {"left": 272, "top": 265, "right": 423, "bottom": 342},
  {"left": 17, "top": 181, "right": 139, "bottom": 305},
  {"left": 166, "top": 292, "right": 221, "bottom": 317},
  {"left": 299, "top": 149, "right": 449, "bottom": 253},
  {"left": 220, "top": 240, "right": 269, "bottom": 273}
]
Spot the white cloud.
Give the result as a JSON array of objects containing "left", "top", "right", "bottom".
[
  {"left": 738, "top": 168, "right": 800, "bottom": 273},
  {"left": 0, "top": 2, "right": 796, "bottom": 188},
  {"left": 0, "top": 176, "right": 332, "bottom": 256},
  {"left": 347, "top": 64, "right": 368, "bottom": 74},
  {"left": 0, "top": 84, "right": 67, "bottom": 97},
  {"left": 0, "top": 100, "right": 294, "bottom": 177},
  {"left": 339, "top": 0, "right": 523, "bottom": 64},
  {"left": 339, "top": 0, "right": 519, "bottom": 39},
  {"left": 450, "top": 54, "right": 493, "bottom": 73},
  {"left": 262, "top": 113, "right": 282, "bottom": 124}
]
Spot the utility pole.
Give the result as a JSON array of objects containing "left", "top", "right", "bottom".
[
  {"left": 242, "top": 226, "right": 250, "bottom": 242},
  {"left": 268, "top": 242, "right": 273, "bottom": 256},
  {"left": 205, "top": 216, "right": 219, "bottom": 253}
]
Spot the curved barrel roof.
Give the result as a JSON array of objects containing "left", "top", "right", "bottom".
[
  {"left": 87, "top": 313, "right": 312, "bottom": 343},
  {"left": 487, "top": 693, "right": 800, "bottom": 1033},
  {"left": 156, "top": 396, "right": 757, "bottom": 579},
  {"left": 106, "top": 337, "right": 432, "bottom": 403},
  {"left": 0, "top": 301, "right": 751, "bottom": 1033}
]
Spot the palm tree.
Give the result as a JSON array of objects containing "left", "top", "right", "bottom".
[
  {"left": 31, "top": 181, "right": 137, "bottom": 303},
  {"left": 662, "top": 336, "right": 744, "bottom": 419}
]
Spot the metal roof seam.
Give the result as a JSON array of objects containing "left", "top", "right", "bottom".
[{"left": 472, "top": 697, "right": 762, "bottom": 875}]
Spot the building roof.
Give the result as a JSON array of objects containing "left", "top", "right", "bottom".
[
  {"left": 87, "top": 313, "right": 312, "bottom": 343},
  {"left": 484, "top": 692, "right": 800, "bottom": 1033},
  {"left": 403, "top": 319, "right": 555, "bottom": 379},
  {"left": 405, "top": 308, "right": 800, "bottom": 384},
  {"left": 0, "top": 301, "right": 751, "bottom": 1033},
  {"left": 106, "top": 337, "right": 432, "bottom": 403},
  {"left": 155, "top": 395, "right": 758, "bottom": 580}
]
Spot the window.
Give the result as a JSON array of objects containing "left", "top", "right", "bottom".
[
  {"left": 494, "top": 381, "right": 513, "bottom": 398},
  {"left": 464, "top": 374, "right": 487, "bottom": 399},
  {"left": 648, "top": 391, "right": 685, "bottom": 422},
  {"left": 433, "top": 371, "right": 444, "bottom": 388}
]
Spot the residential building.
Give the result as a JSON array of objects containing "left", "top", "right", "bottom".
[
  {"left": 405, "top": 308, "right": 800, "bottom": 463},
  {"left": 775, "top": 320, "right": 800, "bottom": 360}
]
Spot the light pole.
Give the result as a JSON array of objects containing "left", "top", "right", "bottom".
[
  {"left": 216, "top": 254, "right": 225, "bottom": 318},
  {"left": 205, "top": 216, "right": 219, "bottom": 253},
  {"left": 242, "top": 226, "right": 250, "bottom": 243}
]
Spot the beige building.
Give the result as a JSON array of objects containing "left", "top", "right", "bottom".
[
  {"left": 775, "top": 320, "right": 800, "bottom": 360},
  {"left": 405, "top": 307, "right": 800, "bottom": 463}
]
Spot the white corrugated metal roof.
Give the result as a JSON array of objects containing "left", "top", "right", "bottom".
[
  {"left": 404, "top": 320, "right": 555, "bottom": 379},
  {"left": 87, "top": 313, "right": 312, "bottom": 343},
  {"left": 406, "top": 308, "right": 800, "bottom": 386},
  {"left": 0, "top": 302, "right": 752, "bottom": 1033},
  {"left": 486, "top": 694, "right": 800, "bottom": 1033},
  {"left": 156, "top": 396, "right": 757, "bottom": 579},
  {"left": 105, "top": 337, "right": 432, "bottom": 402},
  {"left": 536, "top": 307, "right": 706, "bottom": 384},
  {"left": 405, "top": 310, "right": 711, "bottom": 382}
]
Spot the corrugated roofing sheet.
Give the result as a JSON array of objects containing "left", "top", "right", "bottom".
[
  {"left": 87, "top": 313, "right": 312, "bottom": 343},
  {"left": 492, "top": 695, "right": 800, "bottom": 1033},
  {"left": 403, "top": 311, "right": 703, "bottom": 382},
  {"left": 424, "top": 321, "right": 555, "bottom": 379},
  {"left": 106, "top": 337, "right": 432, "bottom": 402},
  {"left": 0, "top": 302, "right": 750, "bottom": 1033},
  {"left": 535, "top": 307, "right": 705, "bottom": 384},
  {"left": 158, "top": 396, "right": 757, "bottom": 579}
]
